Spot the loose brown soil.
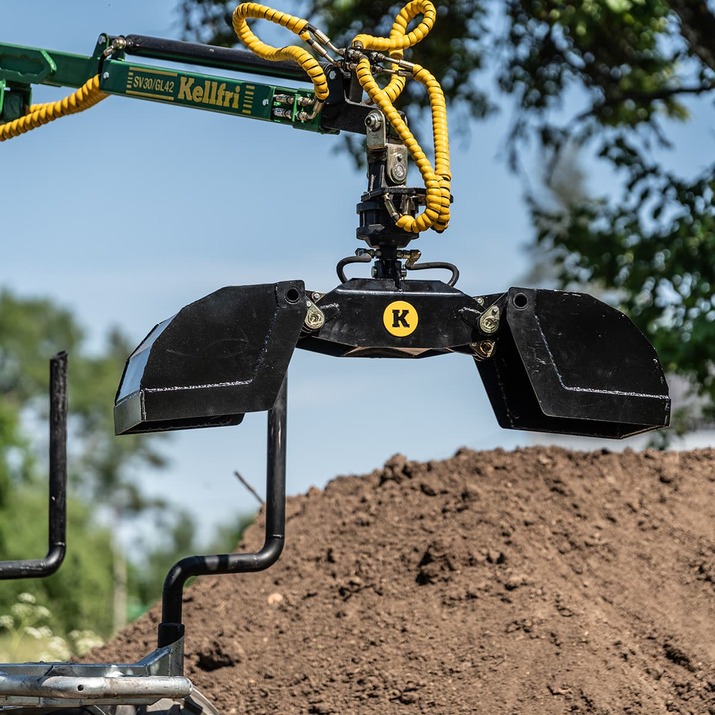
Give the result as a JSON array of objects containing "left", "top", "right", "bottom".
[{"left": 98, "top": 446, "right": 715, "bottom": 714}]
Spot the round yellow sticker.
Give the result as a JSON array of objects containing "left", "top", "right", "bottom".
[{"left": 383, "top": 300, "right": 418, "bottom": 337}]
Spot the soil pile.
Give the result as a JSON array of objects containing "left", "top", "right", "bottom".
[{"left": 99, "top": 446, "right": 715, "bottom": 714}]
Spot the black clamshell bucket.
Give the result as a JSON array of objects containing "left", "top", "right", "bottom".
[
  {"left": 114, "top": 281, "right": 306, "bottom": 434},
  {"left": 476, "top": 288, "right": 671, "bottom": 438},
  {"left": 115, "top": 280, "right": 670, "bottom": 440}
]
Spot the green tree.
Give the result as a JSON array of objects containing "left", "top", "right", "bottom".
[
  {"left": 500, "top": 0, "right": 715, "bottom": 423},
  {"left": 178, "top": 0, "right": 715, "bottom": 421},
  {"left": 0, "top": 490, "right": 115, "bottom": 638},
  {"left": 0, "top": 290, "right": 168, "bottom": 637}
]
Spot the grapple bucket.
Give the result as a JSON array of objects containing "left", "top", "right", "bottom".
[
  {"left": 114, "top": 281, "right": 306, "bottom": 434},
  {"left": 476, "top": 288, "right": 670, "bottom": 438}
]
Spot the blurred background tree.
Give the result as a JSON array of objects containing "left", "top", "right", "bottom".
[
  {"left": 177, "top": 0, "right": 715, "bottom": 429},
  {"left": 0, "top": 291, "right": 115, "bottom": 637},
  {"left": 0, "top": 290, "right": 254, "bottom": 643}
]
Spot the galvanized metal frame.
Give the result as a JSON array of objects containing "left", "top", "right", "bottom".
[{"left": 0, "top": 638, "right": 189, "bottom": 708}]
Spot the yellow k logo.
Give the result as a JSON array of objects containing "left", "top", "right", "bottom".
[{"left": 383, "top": 300, "right": 419, "bottom": 337}]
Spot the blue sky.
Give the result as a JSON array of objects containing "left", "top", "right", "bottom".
[{"left": 3, "top": 2, "right": 711, "bottom": 542}]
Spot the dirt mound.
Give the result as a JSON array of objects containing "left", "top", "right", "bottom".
[{"left": 99, "top": 446, "right": 715, "bottom": 714}]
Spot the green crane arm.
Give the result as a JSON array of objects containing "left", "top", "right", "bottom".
[{"left": 0, "top": 33, "right": 364, "bottom": 134}]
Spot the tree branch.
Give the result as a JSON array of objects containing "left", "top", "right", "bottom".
[
  {"left": 668, "top": 0, "right": 715, "bottom": 72},
  {"left": 233, "top": 470, "right": 265, "bottom": 506},
  {"left": 579, "top": 82, "right": 715, "bottom": 122}
]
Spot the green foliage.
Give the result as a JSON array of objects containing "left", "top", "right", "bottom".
[
  {"left": 503, "top": 1, "right": 715, "bottom": 420},
  {"left": 0, "top": 290, "right": 82, "bottom": 510},
  {"left": 0, "top": 290, "right": 171, "bottom": 639},
  {"left": 0, "top": 592, "right": 103, "bottom": 662},
  {"left": 0, "top": 290, "right": 166, "bottom": 509},
  {"left": 69, "top": 327, "right": 168, "bottom": 519},
  {"left": 178, "top": 0, "right": 715, "bottom": 423},
  {"left": 0, "top": 292, "right": 116, "bottom": 636},
  {"left": 0, "top": 488, "right": 115, "bottom": 638},
  {"left": 0, "top": 290, "right": 83, "bottom": 405},
  {"left": 0, "top": 288, "right": 259, "bottom": 634}
]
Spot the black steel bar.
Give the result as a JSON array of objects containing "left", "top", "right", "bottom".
[
  {"left": 407, "top": 261, "right": 460, "bottom": 287},
  {"left": 157, "top": 377, "right": 287, "bottom": 648},
  {"left": 122, "top": 35, "right": 311, "bottom": 83},
  {"left": 0, "top": 353, "right": 67, "bottom": 580},
  {"left": 336, "top": 252, "right": 372, "bottom": 283}
]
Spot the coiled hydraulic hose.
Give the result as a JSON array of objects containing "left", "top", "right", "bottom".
[
  {"left": 0, "top": 76, "right": 107, "bottom": 142},
  {"left": 356, "top": 58, "right": 451, "bottom": 234},
  {"left": 352, "top": 0, "right": 450, "bottom": 234},
  {"left": 233, "top": 0, "right": 451, "bottom": 234},
  {"left": 232, "top": 3, "right": 330, "bottom": 101},
  {"left": 2, "top": 3, "right": 451, "bottom": 233}
]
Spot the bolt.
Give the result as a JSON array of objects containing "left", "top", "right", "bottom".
[
  {"left": 471, "top": 339, "right": 496, "bottom": 360},
  {"left": 311, "top": 292, "right": 322, "bottom": 301},
  {"left": 328, "top": 70, "right": 337, "bottom": 80},
  {"left": 102, "top": 72, "right": 110, "bottom": 80},
  {"left": 479, "top": 306, "right": 500, "bottom": 335},
  {"left": 365, "top": 111, "right": 383, "bottom": 131},
  {"left": 305, "top": 309, "right": 324, "bottom": 330},
  {"left": 482, "top": 317, "right": 498, "bottom": 332},
  {"left": 390, "top": 163, "right": 407, "bottom": 181}
]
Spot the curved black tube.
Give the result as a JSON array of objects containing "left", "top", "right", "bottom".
[
  {"left": 0, "top": 353, "right": 67, "bottom": 579},
  {"left": 336, "top": 252, "right": 372, "bottom": 283},
  {"left": 407, "top": 260, "right": 460, "bottom": 286},
  {"left": 158, "top": 377, "right": 287, "bottom": 648}
]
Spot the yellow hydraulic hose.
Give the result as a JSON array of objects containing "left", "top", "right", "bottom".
[
  {"left": 231, "top": 2, "right": 329, "bottom": 101},
  {"left": 0, "top": 76, "right": 107, "bottom": 142},
  {"left": 2, "top": 2, "right": 451, "bottom": 234},
  {"left": 232, "top": 0, "right": 451, "bottom": 234},
  {"left": 351, "top": 0, "right": 450, "bottom": 233},
  {"left": 355, "top": 58, "right": 450, "bottom": 234},
  {"left": 352, "top": 0, "right": 437, "bottom": 53}
]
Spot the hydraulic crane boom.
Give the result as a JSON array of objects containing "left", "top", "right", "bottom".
[
  {"left": 0, "top": 33, "right": 367, "bottom": 134},
  {"left": 0, "top": 3, "right": 670, "bottom": 443}
]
